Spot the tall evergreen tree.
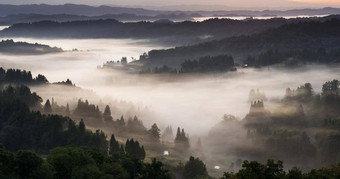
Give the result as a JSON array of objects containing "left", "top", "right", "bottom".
[
  {"left": 117, "top": 116, "right": 125, "bottom": 126},
  {"left": 103, "top": 105, "right": 113, "bottom": 122},
  {"left": 176, "top": 127, "right": 181, "bottom": 140},
  {"left": 175, "top": 127, "right": 190, "bottom": 150},
  {"left": 65, "top": 103, "right": 70, "bottom": 116},
  {"left": 125, "top": 139, "right": 145, "bottom": 160},
  {"left": 43, "top": 99, "right": 52, "bottom": 114},
  {"left": 148, "top": 123, "right": 161, "bottom": 142},
  {"left": 109, "top": 134, "right": 121, "bottom": 155},
  {"left": 79, "top": 119, "right": 85, "bottom": 133}
]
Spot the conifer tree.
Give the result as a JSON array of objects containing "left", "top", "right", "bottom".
[
  {"left": 175, "top": 127, "right": 190, "bottom": 150},
  {"left": 65, "top": 103, "right": 70, "bottom": 116},
  {"left": 43, "top": 99, "right": 52, "bottom": 114},
  {"left": 68, "top": 119, "right": 76, "bottom": 132},
  {"left": 148, "top": 123, "right": 161, "bottom": 142},
  {"left": 176, "top": 127, "right": 181, "bottom": 141},
  {"left": 79, "top": 119, "right": 85, "bottom": 133},
  {"left": 117, "top": 116, "right": 125, "bottom": 126},
  {"left": 141, "top": 146, "right": 146, "bottom": 159},
  {"left": 103, "top": 105, "right": 113, "bottom": 122},
  {"left": 125, "top": 138, "right": 145, "bottom": 160},
  {"left": 109, "top": 134, "right": 120, "bottom": 155}
]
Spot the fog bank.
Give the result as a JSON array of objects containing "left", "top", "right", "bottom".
[{"left": 1, "top": 38, "right": 340, "bottom": 136}]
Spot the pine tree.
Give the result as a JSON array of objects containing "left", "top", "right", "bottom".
[
  {"left": 141, "top": 146, "right": 146, "bottom": 159},
  {"left": 175, "top": 127, "right": 181, "bottom": 141},
  {"left": 124, "top": 138, "right": 145, "bottom": 160},
  {"left": 109, "top": 134, "right": 120, "bottom": 155},
  {"left": 43, "top": 99, "right": 52, "bottom": 114},
  {"left": 148, "top": 123, "right": 161, "bottom": 142},
  {"left": 103, "top": 105, "right": 113, "bottom": 122},
  {"left": 175, "top": 127, "right": 190, "bottom": 150},
  {"left": 65, "top": 104, "right": 70, "bottom": 116},
  {"left": 125, "top": 139, "right": 131, "bottom": 154},
  {"left": 68, "top": 119, "right": 76, "bottom": 132},
  {"left": 117, "top": 116, "right": 125, "bottom": 126},
  {"left": 79, "top": 119, "right": 85, "bottom": 133}
]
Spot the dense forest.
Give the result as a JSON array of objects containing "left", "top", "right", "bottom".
[
  {"left": 0, "top": 82, "right": 210, "bottom": 178},
  {"left": 139, "top": 55, "right": 236, "bottom": 74},
  {"left": 0, "top": 39, "right": 63, "bottom": 55},
  {"left": 0, "top": 13, "right": 198, "bottom": 26},
  {"left": 0, "top": 18, "right": 287, "bottom": 41},
  {"left": 2, "top": 68, "right": 340, "bottom": 178},
  {"left": 134, "top": 18, "right": 340, "bottom": 68},
  {"left": 0, "top": 67, "right": 49, "bottom": 85},
  {"left": 0, "top": 67, "right": 78, "bottom": 87},
  {"left": 244, "top": 48, "right": 340, "bottom": 67},
  {"left": 0, "top": 145, "right": 172, "bottom": 178},
  {"left": 221, "top": 159, "right": 340, "bottom": 179}
]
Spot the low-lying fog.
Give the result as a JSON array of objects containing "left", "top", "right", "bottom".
[
  {"left": 193, "top": 14, "right": 329, "bottom": 21},
  {"left": 0, "top": 26, "right": 9, "bottom": 31},
  {"left": 1, "top": 38, "right": 340, "bottom": 136}
]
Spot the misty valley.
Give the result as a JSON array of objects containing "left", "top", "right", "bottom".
[{"left": 1, "top": 3, "right": 340, "bottom": 179}]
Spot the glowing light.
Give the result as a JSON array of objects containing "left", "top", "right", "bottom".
[{"left": 290, "top": 0, "right": 340, "bottom": 4}]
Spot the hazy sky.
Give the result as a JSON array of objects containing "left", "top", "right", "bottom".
[{"left": 1, "top": 0, "right": 340, "bottom": 10}]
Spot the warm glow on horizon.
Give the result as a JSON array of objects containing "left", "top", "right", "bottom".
[{"left": 291, "top": 0, "right": 340, "bottom": 5}]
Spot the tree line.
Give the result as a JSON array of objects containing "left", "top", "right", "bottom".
[
  {"left": 0, "top": 67, "right": 48, "bottom": 85},
  {"left": 140, "top": 54, "right": 236, "bottom": 74},
  {"left": 0, "top": 145, "right": 171, "bottom": 179},
  {"left": 245, "top": 48, "right": 340, "bottom": 67}
]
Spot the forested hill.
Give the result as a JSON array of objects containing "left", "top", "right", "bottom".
[
  {"left": 0, "top": 13, "right": 198, "bottom": 26},
  {"left": 141, "top": 18, "right": 340, "bottom": 67},
  {"left": 1, "top": 4, "right": 340, "bottom": 17},
  {"left": 0, "top": 4, "right": 160, "bottom": 16},
  {"left": 0, "top": 39, "right": 63, "bottom": 55},
  {"left": 0, "top": 18, "right": 287, "bottom": 40}
]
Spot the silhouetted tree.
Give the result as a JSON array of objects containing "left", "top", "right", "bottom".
[
  {"left": 183, "top": 156, "right": 208, "bottom": 179},
  {"left": 125, "top": 139, "right": 145, "bottom": 160},
  {"left": 43, "top": 99, "right": 52, "bottom": 114},
  {"left": 143, "top": 158, "right": 171, "bottom": 179},
  {"left": 65, "top": 104, "right": 71, "bottom": 116},
  {"left": 103, "top": 105, "right": 113, "bottom": 122},
  {"left": 109, "top": 134, "right": 121, "bottom": 155},
  {"left": 79, "top": 119, "right": 85, "bottom": 133},
  {"left": 175, "top": 127, "right": 190, "bottom": 150},
  {"left": 116, "top": 116, "right": 125, "bottom": 126},
  {"left": 148, "top": 123, "right": 161, "bottom": 142}
]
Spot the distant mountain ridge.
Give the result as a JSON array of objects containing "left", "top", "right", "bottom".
[
  {"left": 0, "top": 18, "right": 288, "bottom": 41},
  {"left": 0, "top": 4, "right": 340, "bottom": 17},
  {"left": 0, "top": 13, "right": 198, "bottom": 26},
  {"left": 0, "top": 4, "right": 161, "bottom": 16}
]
